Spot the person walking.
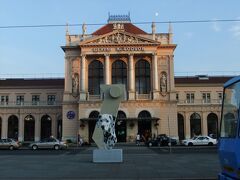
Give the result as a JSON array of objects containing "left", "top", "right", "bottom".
[{"left": 136, "top": 133, "right": 140, "bottom": 146}]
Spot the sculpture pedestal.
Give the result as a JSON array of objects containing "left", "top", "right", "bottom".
[{"left": 93, "top": 149, "right": 123, "bottom": 163}]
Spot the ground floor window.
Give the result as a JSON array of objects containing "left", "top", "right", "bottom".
[
  {"left": 0, "top": 117, "right": 2, "bottom": 139},
  {"left": 138, "top": 110, "right": 152, "bottom": 141},
  {"left": 178, "top": 113, "right": 185, "bottom": 140},
  {"left": 24, "top": 115, "right": 35, "bottom": 141},
  {"left": 41, "top": 115, "right": 52, "bottom": 140},
  {"left": 8, "top": 115, "right": 18, "bottom": 140},
  {"left": 207, "top": 113, "right": 218, "bottom": 138},
  {"left": 57, "top": 118, "right": 62, "bottom": 140},
  {"left": 115, "top": 111, "right": 127, "bottom": 142},
  {"left": 88, "top": 111, "right": 99, "bottom": 143},
  {"left": 190, "top": 113, "right": 201, "bottom": 137}
]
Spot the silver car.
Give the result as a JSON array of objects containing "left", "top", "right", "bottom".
[
  {"left": 29, "top": 137, "right": 68, "bottom": 150},
  {"left": 0, "top": 138, "right": 20, "bottom": 150}
]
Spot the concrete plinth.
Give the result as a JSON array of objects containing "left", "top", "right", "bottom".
[{"left": 93, "top": 149, "right": 123, "bottom": 163}]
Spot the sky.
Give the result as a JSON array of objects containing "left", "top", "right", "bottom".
[{"left": 0, "top": 0, "right": 240, "bottom": 78}]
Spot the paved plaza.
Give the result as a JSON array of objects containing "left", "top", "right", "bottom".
[{"left": 0, "top": 145, "right": 220, "bottom": 180}]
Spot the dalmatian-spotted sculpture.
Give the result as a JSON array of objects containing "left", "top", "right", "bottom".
[
  {"left": 92, "top": 84, "right": 125, "bottom": 150},
  {"left": 97, "top": 114, "right": 117, "bottom": 149}
]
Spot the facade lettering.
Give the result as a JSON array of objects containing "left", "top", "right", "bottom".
[{"left": 92, "top": 47, "right": 144, "bottom": 52}]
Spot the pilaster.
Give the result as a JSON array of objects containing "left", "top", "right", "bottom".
[
  {"left": 35, "top": 114, "right": 40, "bottom": 141},
  {"left": 51, "top": 114, "right": 57, "bottom": 138},
  {"left": 18, "top": 114, "right": 24, "bottom": 142},
  {"left": 185, "top": 112, "right": 191, "bottom": 139},
  {"left": 1, "top": 115, "right": 7, "bottom": 139},
  {"left": 202, "top": 112, "right": 208, "bottom": 136},
  {"left": 64, "top": 56, "right": 72, "bottom": 93},
  {"left": 80, "top": 55, "right": 87, "bottom": 101}
]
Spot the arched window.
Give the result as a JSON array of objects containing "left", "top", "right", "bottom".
[
  {"left": 89, "top": 111, "right": 99, "bottom": 119},
  {"left": 207, "top": 113, "right": 218, "bottom": 138},
  {"left": 41, "top": 115, "right": 52, "bottom": 140},
  {"left": 88, "top": 60, "right": 103, "bottom": 95},
  {"left": 138, "top": 110, "right": 152, "bottom": 141},
  {"left": 0, "top": 117, "right": 2, "bottom": 139},
  {"left": 24, "top": 115, "right": 35, "bottom": 141},
  {"left": 112, "top": 60, "right": 127, "bottom": 87},
  {"left": 190, "top": 113, "right": 201, "bottom": 137},
  {"left": 116, "top": 111, "right": 127, "bottom": 142},
  {"left": 135, "top": 60, "right": 151, "bottom": 94},
  {"left": 8, "top": 115, "right": 18, "bottom": 140},
  {"left": 88, "top": 111, "right": 99, "bottom": 143},
  {"left": 178, "top": 113, "right": 185, "bottom": 140}
]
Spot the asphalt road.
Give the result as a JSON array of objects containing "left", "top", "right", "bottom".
[{"left": 0, "top": 146, "right": 220, "bottom": 180}]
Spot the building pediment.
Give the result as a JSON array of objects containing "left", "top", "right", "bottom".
[{"left": 80, "top": 31, "right": 160, "bottom": 46}]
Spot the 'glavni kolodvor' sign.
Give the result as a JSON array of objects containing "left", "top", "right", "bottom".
[{"left": 92, "top": 47, "right": 144, "bottom": 52}]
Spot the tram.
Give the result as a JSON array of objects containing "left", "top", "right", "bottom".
[{"left": 219, "top": 76, "right": 240, "bottom": 179}]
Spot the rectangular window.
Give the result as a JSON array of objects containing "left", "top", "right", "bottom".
[
  {"left": 32, "top": 95, "right": 40, "bottom": 105},
  {"left": 202, "top": 93, "right": 211, "bottom": 103},
  {"left": 186, "top": 93, "right": 194, "bottom": 103},
  {"left": 16, "top": 95, "right": 24, "bottom": 105},
  {"left": 176, "top": 93, "right": 179, "bottom": 102},
  {"left": 0, "top": 96, "right": 8, "bottom": 105},
  {"left": 218, "top": 93, "right": 223, "bottom": 103},
  {"left": 47, "top": 95, "right": 56, "bottom": 105}
]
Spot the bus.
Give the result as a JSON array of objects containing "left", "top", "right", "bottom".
[{"left": 219, "top": 76, "right": 240, "bottom": 179}]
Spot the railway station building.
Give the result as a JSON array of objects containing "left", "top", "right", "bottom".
[{"left": 0, "top": 15, "right": 233, "bottom": 143}]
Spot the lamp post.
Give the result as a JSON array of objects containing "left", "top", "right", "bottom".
[{"left": 168, "top": 94, "right": 172, "bottom": 153}]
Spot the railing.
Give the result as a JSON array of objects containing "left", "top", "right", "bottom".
[
  {"left": 0, "top": 101, "right": 62, "bottom": 107},
  {"left": 87, "top": 94, "right": 102, "bottom": 101},
  {"left": 136, "top": 93, "right": 152, "bottom": 100},
  {"left": 177, "top": 99, "right": 222, "bottom": 105}
]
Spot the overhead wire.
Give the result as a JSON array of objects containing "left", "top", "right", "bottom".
[{"left": 0, "top": 19, "right": 240, "bottom": 29}]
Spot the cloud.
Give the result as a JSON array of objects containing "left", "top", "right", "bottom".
[
  {"left": 229, "top": 16, "right": 240, "bottom": 39},
  {"left": 229, "top": 24, "right": 240, "bottom": 39},
  {"left": 212, "top": 22, "right": 221, "bottom": 32},
  {"left": 184, "top": 32, "right": 193, "bottom": 39}
]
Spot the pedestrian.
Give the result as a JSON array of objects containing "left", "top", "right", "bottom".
[
  {"left": 77, "top": 134, "right": 83, "bottom": 146},
  {"left": 136, "top": 133, "right": 140, "bottom": 146}
]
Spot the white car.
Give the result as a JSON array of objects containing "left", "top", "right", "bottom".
[{"left": 182, "top": 136, "right": 217, "bottom": 146}]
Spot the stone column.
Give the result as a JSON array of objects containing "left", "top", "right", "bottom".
[
  {"left": 1, "top": 115, "right": 7, "bottom": 139},
  {"left": 152, "top": 53, "right": 159, "bottom": 99},
  {"left": 35, "top": 114, "right": 40, "bottom": 141},
  {"left": 64, "top": 57, "right": 72, "bottom": 93},
  {"left": 185, "top": 112, "right": 191, "bottom": 139},
  {"left": 80, "top": 55, "right": 87, "bottom": 100},
  {"left": 128, "top": 54, "right": 135, "bottom": 100},
  {"left": 104, "top": 54, "right": 110, "bottom": 85}
]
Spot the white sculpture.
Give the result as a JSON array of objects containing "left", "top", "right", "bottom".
[
  {"left": 160, "top": 73, "right": 167, "bottom": 94},
  {"left": 72, "top": 74, "right": 79, "bottom": 94}
]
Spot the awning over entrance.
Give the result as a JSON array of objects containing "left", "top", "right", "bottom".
[{"left": 80, "top": 117, "right": 160, "bottom": 121}]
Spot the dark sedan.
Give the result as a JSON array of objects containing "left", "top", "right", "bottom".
[{"left": 146, "top": 134, "right": 177, "bottom": 147}]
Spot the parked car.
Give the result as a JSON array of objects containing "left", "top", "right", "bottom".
[
  {"left": 146, "top": 134, "right": 177, "bottom": 147},
  {"left": 29, "top": 137, "right": 68, "bottom": 150},
  {"left": 182, "top": 136, "right": 217, "bottom": 146},
  {"left": 0, "top": 138, "right": 20, "bottom": 150}
]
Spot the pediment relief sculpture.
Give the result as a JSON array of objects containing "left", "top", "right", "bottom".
[{"left": 81, "top": 32, "right": 159, "bottom": 45}]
